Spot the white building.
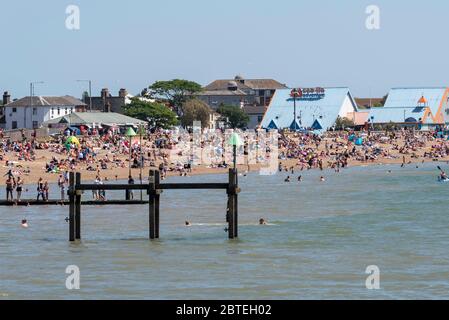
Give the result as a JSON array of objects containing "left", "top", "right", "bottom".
[{"left": 4, "top": 96, "right": 86, "bottom": 130}]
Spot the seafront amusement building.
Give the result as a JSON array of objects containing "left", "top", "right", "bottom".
[
  {"left": 260, "top": 87, "right": 358, "bottom": 131},
  {"left": 368, "top": 87, "right": 449, "bottom": 130}
]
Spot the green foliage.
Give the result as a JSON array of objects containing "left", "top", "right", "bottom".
[
  {"left": 334, "top": 116, "right": 355, "bottom": 130},
  {"left": 380, "top": 94, "right": 388, "bottom": 106},
  {"left": 216, "top": 105, "right": 249, "bottom": 129},
  {"left": 180, "top": 99, "right": 211, "bottom": 128},
  {"left": 147, "top": 79, "right": 202, "bottom": 108},
  {"left": 123, "top": 98, "right": 178, "bottom": 129}
]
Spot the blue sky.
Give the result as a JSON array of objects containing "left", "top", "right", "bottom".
[{"left": 1, "top": 0, "right": 448, "bottom": 99}]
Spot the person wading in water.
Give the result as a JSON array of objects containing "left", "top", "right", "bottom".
[
  {"left": 6, "top": 176, "right": 14, "bottom": 202},
  {"left": 15, "top": 177, "right": 24, "bottom": 202}
]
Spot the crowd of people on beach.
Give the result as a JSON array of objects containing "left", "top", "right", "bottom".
[
  {"left": 277, "top": 129, "right": 449, "bottom": 174},
  {"left": 2, "top": 125, "right": 449, "bottom": 202}
]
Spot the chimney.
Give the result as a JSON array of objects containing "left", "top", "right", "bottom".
[
  {"left": 118, "top": 88, "right": 128, "bottom": 98},
  {"left": 3, "top": 91, "right": 11, "bottom": 105},
  {"left": 101, "top": 88, "right": 110, "bottom": 99}
]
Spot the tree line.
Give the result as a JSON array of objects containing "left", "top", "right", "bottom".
[{"left": 123, "top": 79, "right": 249, "bottom": 129}]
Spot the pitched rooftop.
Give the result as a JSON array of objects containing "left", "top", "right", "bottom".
[
  {"left": 6, "top": 96, "right": 86, "bottom": 107},
  {"left": 204, "top": 76, "right": 288, "bottom": 91}
]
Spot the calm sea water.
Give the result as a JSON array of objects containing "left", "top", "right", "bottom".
[{"left": 1, "top": 163, "right": 449, "bottom": 300}]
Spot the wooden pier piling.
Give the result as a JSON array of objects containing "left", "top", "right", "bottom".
[
  {"left": 67, "top": 168, "right": 240, "bottom": 241},
  {"left": 75, "top": 172, "right": 82, "bottom": 240},
  {"left": 68, "top": 172, "right": 75, "bottom": 242}
]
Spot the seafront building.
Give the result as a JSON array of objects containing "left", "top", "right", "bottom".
[
  {"left": 260, "top": 87, "right": 358, "bottom": 131},
  {"left": 197, "top": 75, "right": 288, "bottom": 129},
  {"left": 42, "top": 111, "right": 146, "bottom": 130},
  {"left": 84, "top": 88, "right": 135, "bottom": 113},
  {"left": 3, "top": 95, "right": 86, "bottom": 130},
  {"left": 368, "top": 87, "right": 449, "bottom": 130}
]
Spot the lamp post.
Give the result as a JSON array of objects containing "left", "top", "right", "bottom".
[
  {"left": 76, "top": 80, "right": 93, "bottom": 112},
  {"left": 29, "top": 81, "right": 44, "bottom": 129}
]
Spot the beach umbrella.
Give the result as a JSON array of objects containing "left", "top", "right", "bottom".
[
  {"left": 228, "top": 132, "right": 243, "bottom": 169},
  {"left": 125, "top": 127, "right": 137, "bottom": 177},
  {"left": 66, "top": 136, "right": 80, "bottom": 146},
  {"left": 125, "top": 127, "right": 137, "bottom": 137}
]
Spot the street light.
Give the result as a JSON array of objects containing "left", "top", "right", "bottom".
[
  {"left": 28, "top": 81, "right": 44, "bottom": 129},
  {"left": 76, "top": 80, "right": 93, "bottom": 112}
]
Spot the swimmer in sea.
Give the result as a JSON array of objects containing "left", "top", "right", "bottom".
[
  {"left": 21, "top": 219, "right": 28, "bottom": 228},
  {"left": 284, "top": 176, "right": 291, "bottom": 182},
  {"left": 320, "top": 176, "right": 325, "bottom": 182},
  {"left": 298, "top": 175, "right": 302, "bottom": 182},
  {"left": 259, "top": 218, "right": 267, "bottom": 225},
  {"left": 185, "top": 221, "right": 192, "bottom": 227}
]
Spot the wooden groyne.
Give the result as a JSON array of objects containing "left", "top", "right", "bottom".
[
  {"left": 66, "top": 169, "right": 240, "bottom": 241},
  {"left": 0, "top": 200, "right": 148, "bottom": 206}
]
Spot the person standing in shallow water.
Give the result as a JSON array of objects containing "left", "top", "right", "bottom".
[
  {"left": 6, "top": 176, "right": 14, "bottom": 202},
  {"left": 127, "top": 175, "right": 135, "bottom": 200},
  {"left": 37, "top": 178, "right": 45, "bottom": 201},
  {"left": 43, "top": 181, "right": 49, "bottom": 201},
  {"left": 58, "top": 174, "right": 66, "bottom": 201},
  {"left": 15, "top": 177, "right": 24, "bottom": 202}
]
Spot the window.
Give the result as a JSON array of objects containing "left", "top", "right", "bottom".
[
  {"left": 57, "top": 108, "right": 60, "bottom": 115},
  {"left": 65, "top": 107, "right": 68, "bottom": 114},
  {"left": 32, "top": 121, "right": 39, "bottom": 129},
  {"left": 12, "top": 107, "right": 17, "bottom": 113},
  {"left": 33, "top": 107, "right": 37, "bottom": 115},
  {"left": 12, "top": 121, "right": 17, "bottom": 129},
  {"left": 51, "top": 108, "right": 54, "bottom": 115}
]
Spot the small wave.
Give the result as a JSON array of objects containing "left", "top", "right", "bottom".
[{"left": 190, "top": 223, "right": 279, "bottom": 227}]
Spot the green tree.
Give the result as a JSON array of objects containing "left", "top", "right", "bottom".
[
  {"left": 216, "top": 105, "right": 249, "bottom": 129},
  {"left": 180, "top": 99, "right": 211, "bottom": 128},
  {"left": 123, "top": 98, "right": 178, "bottom": 129},
  {"left": 147, "top": 79, "right": 202, "bottom": 109},
  {"left": 334, "top": 116, "right": 355, "bottom": 130}
]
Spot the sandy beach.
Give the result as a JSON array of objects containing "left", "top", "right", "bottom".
[{"left": 2, "top": 131, "right": 448, "bottom": 188}]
